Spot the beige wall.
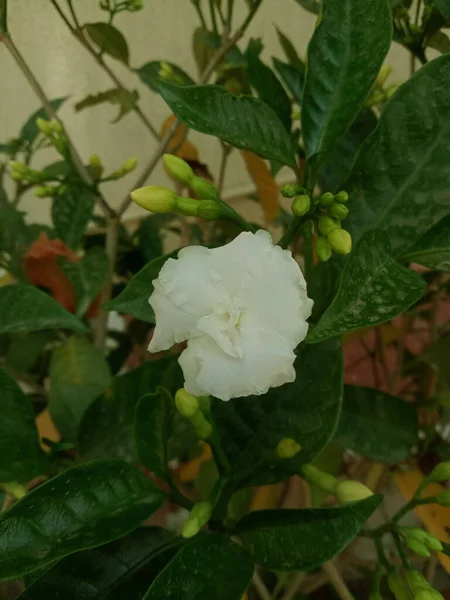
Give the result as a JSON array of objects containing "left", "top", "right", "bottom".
[{"left": 1, "top": 0, "right": 411, "bottom": 223}]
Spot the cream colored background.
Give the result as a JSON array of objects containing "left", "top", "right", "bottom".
[{"left": 1, "top": 0, "right": 411, "bottom": 223}]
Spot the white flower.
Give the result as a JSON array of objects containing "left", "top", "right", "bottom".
[{"left": 148, "top": 230, "right": 313, "bottom": 401}]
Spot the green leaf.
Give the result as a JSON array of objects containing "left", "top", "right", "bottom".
[
  {"left": 5, "top": 331, "right": 55, "bottom": 374},
  {"left": 435, "top": 0, "right": 450, "bottom": 20},
  {"left": 247, "top": 43, "right": 292, "bottom": 131},
  {"left": 105, "top": 250, "right": 179, "bottom": 322},
  {"left": 75, "top": 88, "right": 139, "bottom": 123},
  {"left": 428, "top": 31, "right": 450, "bottom": 54},
  {"left": 345, "top": 55, "right": 450, "bottom": 255},
  {"left": 399, "top": 215, "right": 450, "bottom": 272},
  {"left": 49, "top": 336, "right": 112, "bottom": 442},
  {"left": 273, "top": 58, "right": 305, "bottom": 107},
  {"left": 20, "top": 98, "right": 67, "bottom": 145},
  {"left": 143, "top": 534, "right": 254, "bottom": 600},
  {"left": 236, "top": 495, "right": 382, "bottom": 571},
  {"left": 18, "top": 527, "right": 180, "bottom": 600},
  {"left": 59, "top": 247, "right": 109, "bottom": 317},
  {"left": 136, "top": 61, "right": 195, "bottom": 92},
  {"left": 294, "top": 0, "right": 320, "bottom": 13},
  {"left": 158, "top": 82, "right": 296, "bottom": 167},
  {"left": 134, "top": 214, "right": 175, "bottom": 262},
  {"left": 52, "top": 186, "right": 95, "bottom": 249},
  {"left": 418, "top": 337, "right": 450, "bottom": 387},
  {"left": 308, "top": 231, "right": 426, "bottom": 343},
  {"left": 0, "top": 460, "right": 166, "bottom": 580},
  {"left": 135, "top": 388, "right": 174, "bottom": 483},
  {"left": 0, "top": 284, "right": 88, "bottom": 334},
  {"left": 0, "top": 369, "right": 48, "bottom": 482},
  {"left": 335, "top": 386, "right": 418, "bottom": 463},
  {"left": 79, "top": 358, "right": 182, "bottom": 462},
  {"left": 301, "top": 0, "right": 392, "bottom": 160},
  {"left": 275, "top": 27, "right": 306, "bottom": 72},
  {"left": 84, "top": 23, "right": 129, "bottom": 64},
  {"left": 192, "top": 28, "right": 243, "bottom": 74},
  {"left": 211, "top": 338, "right": 343, "bottom": 487}
]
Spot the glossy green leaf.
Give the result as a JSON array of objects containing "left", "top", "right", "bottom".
[
  {"left": 275, "top": 27, "right": 305, "bottom": 71},
  {"left": 134, "top": 214, "right": 175, "bottom": 262},
  {"left": 136, "top": 61, "right": 195, "bottom": 92},
  {"left": 143, "top": 534, "right": 254, "bottom": 600},
  {"left": 0, "top": 369, "right": 48, "bottom": 482},
  {"left": 79, "top": 358, "right": 182, "bottom": 462},
  {"left": 84, "top": 23, "right": 129, "bottom": 64},
  {"left": 20, "top": 98, "right": 67, "bottom": 144},
  {"left": 0, "top": 285, "right": 88, "bottom": 334},
  {"left": 105, "top": 250, "right": 179, "bottom": 322},
  {"left": 273, "top": 58, "right": 305, "bottom": 107},
  {"left": 49, "top": 336, "right": 112, "bottom": 442},
  {"left": 18, "top": 527, "right": 180, "bottom": 600},
  {"left": 135, "top": 388, "right": 174, "bottom": 483},
  {"left": 211, "top": 338, "right": 343, "bottom": 487},
  {"left": 0, "top": 460, "right": 166, "bottom": 580},
  {"left": 400, "top": 215, "right": 450, "bottom": 272},
  {"left": 294, "top": 0, "right": 320, "bottom": 13},
  {"left": 247, "top": 43, "right": 292, "bottom": 131},
  {"left": 345, "top": 55, "right": 450, "bottom": 255},
  {"left": 308, "top": 231, "right": 426, "bottom": 343},
  {"left": 335, "top": 386, "right": 418, "bottom": 463},
  {"left": 158, "top": 82, "right": 296, "bottom": 167},
  {"left": 52, "top": 186, "right": 95, "bottom": 249},
  {"left": 59, "top": 247, "right": 109, "bottom": 317},
  {"left": 5, "top": 331, "right": 55, "bottom": 374},
  {"left": 75, "top": 88, "right": 139, "bottom": 123},
  {"left": 302, "top": 0, "right": 391, "bottom": 160},
  {"left": 192, "top": 28, "right": 243, "bottom": 74},
  {"left": 435, "top": 0, "right": 450, "bottom": 19},
  {"left": 236, "top": 495, "right": 382, "bottom": 571},
  {"left": 428, "top": 31, "right": 450, "bottom": 54}
]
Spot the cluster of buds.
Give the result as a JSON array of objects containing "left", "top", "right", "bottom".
[
  {"left": 9, "top": 161, "right": 48, "bottom": 184},
  {"left": 398, "top": 527, "right": 443, "bottom": 558},
  {"left": 175, "top": 389, "right": 212, "bottom": 440},
  {"left": 366, "top": 65, "right": 398, "bottom": 108},
  {"left": 182, "top": 500, "right": 212, "bottom": 539},
  {"left": 36, "top": 118, "right": 68, "bottom": 155},
  {"left": 389, "top": 570, "right": 445, "bottom": 600},
  {"left": 100, "top": 0, "right": 142, "bottom": 12},
  {"left": 301, "top": 464, "right": 373, "bottom": 504},
  {"left": 108, "top": 157, "right": 138, "bottom": 180}
]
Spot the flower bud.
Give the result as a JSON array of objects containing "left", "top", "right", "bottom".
[
  {"left": 414, "top": 589, "right": 445, "bottom": 600},
  {"left": 190, "top": 176, "right": 219, "bottom": 201},
  {"left": 190, "top": 500, "right": 212, "bottom": 523},
  {"left": 175, "top": 388, "right": 199, "bottom": 418},
  {"left": 36, "top": 117, "right": 53, "bottom": 136},
  {"left": 428, "top": 461, "right": 450, "bottom": 483},
  {"left": 163, "top": 154, "right": 194, "bottom": 185},
  {"left": 131, "top": 186, "right": 178, "bottom": 213},
  {"left": 406, "top": 537, "right": 431, "bottom": 557},
  {"left": 405, "top": 570, "right": 429, "bottom": 592},
  {"left": 182, "top": 517, "right": 200, "bottom": 538},
  {"left": 301, "top": 464, "right": 338, "bottom": 494},
  {"left": 316, "top": 237, "right": 332, "bottom": 262},
  {"left": 330, "top": 203, "right": 349, "bottom": 220},
  {"left": 280, "top": 184, "right": 306, "bottom": 198},
  {"left": 388, "top": 572, "right": 411, "bottom": 600},
  {"left": 292, "top": 194, "right": 311, "bottom": 217},
  {"left": 434, "top": 491, "right": 450, "bottom": 507},
  {"left": 174, "top": 197, "right": 199, "bottom": 216},
  {"left": 400, "top": 527, "right": 429, "bottom": 542},
  {"left": 122, "top": 157, "right": 138, "bottom": 174},
  {"left": 49, "top": 119, "right": 64, "bottom": 134},
  {"left": 276, "top": 438, "right": 302, "bottom": 459},
  {"left": 376, "top": 64, "right": 392, "bottom": 87},
  {"left": 335, "top": 191, "right": 349, "bottom": 203},
  {"left": 335, "top": 480, "right": 373, "bottom": 504},
  {"left": 2, "top": 482, "right": 27, "bottom": 500},
  {"left": 328, "top": 229, "right": 352, "bottom": 255},
  {"left": 425, "top": 536, "right": 443, "bottom": 552},
  {"left": 89, "top": 154, "right": 104, "bottom": 178},
  {"left": 34, "top": 186, "right": 58, "bottom": 198},
  {"left": 190, "top": 410, "right": 213, "bottom": 440},
  {"left": 385, "top": 84, "right": 398, "bottom": 100},
  {"left": 319, "top": 192, "right": 335, "bottom": 207},
  {"left": 318, "top": 215, "right": 340, "bottom": 236}
]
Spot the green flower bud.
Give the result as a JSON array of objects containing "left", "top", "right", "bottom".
[
  {"left": 34, "top": 186, "right": 58, "bottom": 198},
  {"left": 175, "top": 388, "right": 199, "bottom": 418},
  {"left": 414, "top": 589, "right": 444, "bottom": 600},
  {"left": 406, "top": 537, "right": 431, "bottom": 558},
  {"left": 376, "top": 64, "right": 392, "bottom": 87},
  {"left": 388, "top": 572, "right": 411, "bottom": 600},
  {"left": 316, "top": 237, "right": 332, "bottom": 262},
  {"left": 280, "top": 184, "right": 306, "bottom": 198},
  {"left": 335, "top": 480, "right": 373, "bottom": 504},
  {"left": 182, "top": 517, "right": 201, "bottom": 538},
  {"left": 328, "top": 229, "right": 352, "bottom": 255},
  {"left": 425, "top": 536, "right": 443, "bottom": 552},
  {"left": 292, "top": 194, "right": 311, "bottom": 217},
  {"left": 89, "top": 154, "right": 104, "bottom": 178},
  {"left": 190, "top": 176, "right": 219, "bottom": 201},
  {"left": 2, "top": 482, "right": 27, "bottom": 500},
  {"left": 428, "top": 461, "right": 450, "bottom": 483},
  {"left": 330, "top": 203, "right": 349, "bottom": 220},
  {"left": 131, "top": 186, "right": 178, "bottom": 213},
  {"left": 301, "top": 464, "right": 338, "bottom": 494},
  {"left": 400, "top": 527, "right": 429, "bottom": 542},
  {"left": 163, "top": 154, "right": 194, "bottom": 185},
  {"left": 318, "top": 215, "right": 340, "bottom": 236},
  {"left": 385, "top": 84, "right": 398, "bottom": 100},
  {"left": 122, "top": 157, "right": 138, "bottom": 174},
  {"left": 49, "top": 119, "right": 64, "bottom": 134},
  {"left": 335, "top": 190, "right": 349, "bottom": 203},
  {"left": 190, "top": 410, "right": 213, "bottom": 440},
  {"left": 36, "top": 117, "right": 53, "bottom": 136},
  {"left": 434, "top": 491, "right": 450, "bottom": 507},
  {"left": 190, "top": 501, "right": 212, "bottom": 524},
  {"left": 197, "top": 201, "right": 225, "bottom": 220},
  {"left": 319, "top": 192, "right": 335, "bottom": 207},
  {"left": 405, "top": 569, "right": 429, "bottom": 592},
  {"left": 276, "top": 438, "right": 302, "bottom": 459}
]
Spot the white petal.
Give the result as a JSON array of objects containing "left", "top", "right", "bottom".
[{"left": 179, "top": 327, "right": 296, "bottom": 402}]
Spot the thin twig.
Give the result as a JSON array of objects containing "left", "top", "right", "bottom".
[
  {"left": 425, "top": 553, "right": 439, "bottom": 585},
  {"left": 217, "top": 143, "right": 232, "bottom": 195},
  {"left": 280, "top": 573, "right": 306, "bottom": 600},
  {"left": 252, "top": 570, "right": 273, "bottom": 600},
  {"left": 321, "top": 561, "right": 356, "bottom": 600},
  {"left": 95, "top": 217, "right": 119, "bottom": 348}
]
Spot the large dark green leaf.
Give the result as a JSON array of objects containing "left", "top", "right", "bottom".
[
  {"left": 345, "top": 55, "right": 450, "bottom": 255},
  {"left": 0, "top": 369, "right": 48, "bottom": 482},
  {"left": 0, "top": 460, "right": 166, "bottom": 580},
  {"left": 211, "top": 338, "right": 343, "bottom": 487},
  {"left": 105, "top": 250, "right": 178, "bottom": 323},
  {"left": 49, "top": 336, "right": 112, "bottom": 442},
  {"left": 308, "top": 231, "right": 426, "bottom": 343},
  {"left": 399, "top": 215, "right": 450, "bottom": 272},
  {"left": 335, "top": 386, "right": 418, "bottom": 463},
  {"left": 52, "top": 186, "right": 95, "bottom": 249},
  {"left": 79, "top": 358, "right": 182, "bottom": 462},
  {"left": 0, "top": 285, "right": 88, "bottom": 334},
  {"left": 20, "top": 98, "right": 67, "bottom": 145},
  {"left": 135, "top": 388, "right": 174, "bottom": 483},
  {"left": 143, "top": 534, "right": 254, "bottom": 600},
  {"left": 301, "top": 0, "right": 391, "bottom": 160},
  {"left": 18, "top": 528, "right": 180, "bottom": 600},
  {"left": 435, "top": 0, "right": 450, "bottom": 19},
  {"left": 84, "top": 23, "right": 129, "bottom": 64},
  {"left": 136, "top": 61, "right": 195, "bottom": 92},
  {"left": 236, "top": 495, "right": 382, "bottom": 571},
  {"left": 273, "top": 58, "right": 305, "bottom": 107},
  {"left": 158, "top": 82, "right": 296, "bottom": 167}
]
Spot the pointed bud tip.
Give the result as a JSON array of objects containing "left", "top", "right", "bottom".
[
  {"left": 130, "top": 186, "right": 177, "bottom": 213},
  {"left": 182, "top": 517, "right": 201, "bottom": 539},
  {"left": 163, "top": 154, "right": 194, "bottom": 185},
  {"left": 175, "top": 388, "right": 199, "bottom": 418},
  {"left": 335, "top": 481, "right": 373, "bottom": 504}
]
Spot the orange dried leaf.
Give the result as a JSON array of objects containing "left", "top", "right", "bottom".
[
  {"left": 161, "top": 115, "right": 199, "bottom": 162},
  {"left": 178, "top": 442, "right": 212, "bottom": 482},
  {"left": 241, "top": 150, "right": 279, "bottom": 225},
  {"left": 36, "top": 408, "right": 60, "bottom": 450},
  {"left": 249, "top": 483, "right": 282, "bottom": 512}
]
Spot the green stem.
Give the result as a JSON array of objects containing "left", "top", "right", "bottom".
[
  {"left": 374, "top": 536, "right": 391, "bottom": 571},
  {"left": 0, "top": 0, "right": 7, "bottom": 33},
  {"left": 170, "top": 487, "right": 194, "bottom": 511},
  {"left": 193, "top": 0, "right": 207, "bottom": 28},
  {"left": 392, "top": 530, "right": 412, "bottom": 569},
  {"left": 66, "top": 0, "right": 81, "bottom": 28},
  {"left": 278, "top": 216, "right": 311, "bottom": 249},
  {"left": 227, "top": 0, "right": 235, "bottom": 28},
  {"left": 209, "top": 0, "right": 218, "bottom": 34}
]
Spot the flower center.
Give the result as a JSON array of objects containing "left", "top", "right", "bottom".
[{"left": 196, "top": 301, "right": 244, "bottom": 359}]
